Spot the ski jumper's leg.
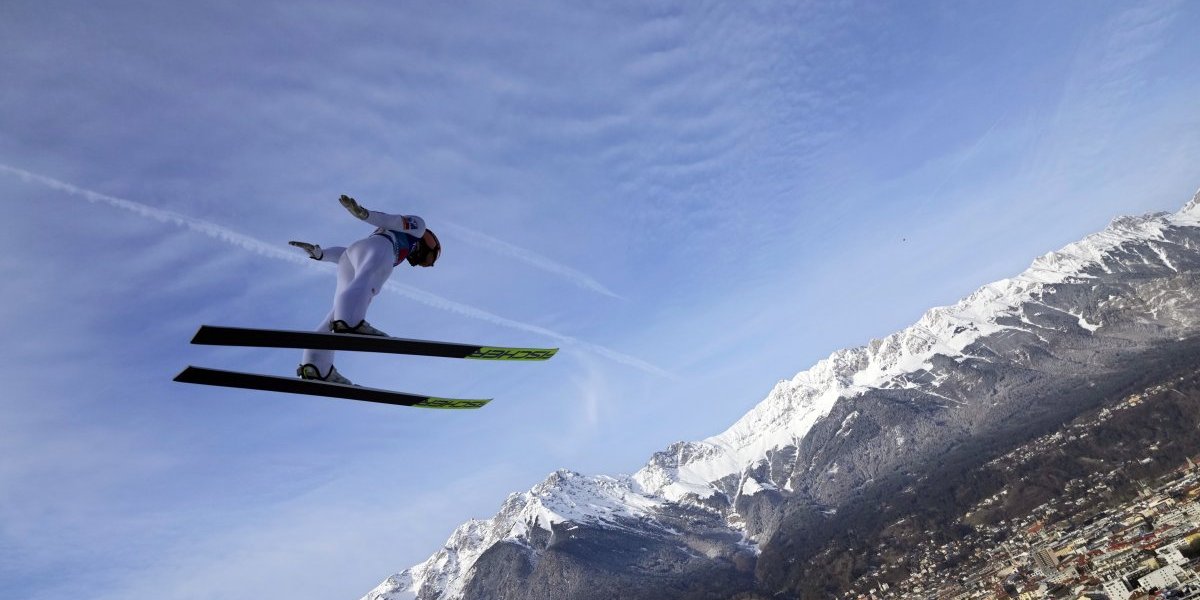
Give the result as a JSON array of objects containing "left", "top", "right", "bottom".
[
  {"left": 301, "top": 310, "right": 337, "bottom": 375},
  {"left": 299, "top": 238, "right": 391, "bottom": 375},
  {"left": 333, "top": 235, "right": 395, "bottom": 327}
]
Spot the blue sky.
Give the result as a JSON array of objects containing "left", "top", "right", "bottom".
[{"left": 2, "top": 1, "right": 1199, "bottom": 598}]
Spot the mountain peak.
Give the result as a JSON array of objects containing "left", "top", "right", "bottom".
[
  {"left": 1183, "top": 189, "right": 1200, "bottom": 215},
  {"left": 637, "top": 201, "right": 1200, "bottom": 508}
]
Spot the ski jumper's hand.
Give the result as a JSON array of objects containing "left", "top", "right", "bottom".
[
  {"left": 337, "top": 195, "right": 428, "bottom": 239},
  {"left": 339, "top": 195, "right": 369, "bottom": 220},
  {"left": 289, "top": 241, "right": 324, "bottom": 260}
]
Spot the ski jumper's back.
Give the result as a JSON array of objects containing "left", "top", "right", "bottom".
[{"left": 366, "top": 213, "right": 427, "bottom": 266}]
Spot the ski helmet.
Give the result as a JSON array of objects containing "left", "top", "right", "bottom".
[{"left": 408, "top": 229, "right": 441, "bottom": 267}]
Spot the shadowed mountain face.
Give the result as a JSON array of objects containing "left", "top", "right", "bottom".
[{"left": 365, "top": 193, "right": 1200, "bottom": 600}]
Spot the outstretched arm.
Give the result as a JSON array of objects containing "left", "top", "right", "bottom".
[
  {"left": 289, "top": 241, "right": 344, "bottom": 263},
  {"left": 339, "top": 195, "right": 427, "bottom": 237}
]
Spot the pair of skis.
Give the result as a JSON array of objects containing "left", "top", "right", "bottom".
[{"left": 174, "top": 325, "right": 557, "bottom": 410}]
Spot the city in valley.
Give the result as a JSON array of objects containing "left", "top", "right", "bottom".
[{"left": 847, "top": 377, "right": 1200, "bottom": 600}]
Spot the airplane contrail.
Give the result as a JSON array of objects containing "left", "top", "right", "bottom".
[
  {"left": 0, "top": 164, "right": 671, "bottom": 378},
  {"left": 439, "top": 222, "right": 624, "bottom": 300}
]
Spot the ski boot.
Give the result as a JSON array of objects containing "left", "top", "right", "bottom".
[
  {"left": 297, "top": 363, "right": 354, "bottom": 386},
  {"left": 331, "top": 319, "right": 388, "bottom": 337}
]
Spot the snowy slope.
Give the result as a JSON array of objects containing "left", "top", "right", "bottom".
[
  {"left": 364, "top": 192, "right": 1200, "bottom": 600},
  {"left": 634, "top": 196, "right": 1200, "bottom": 504},
  {"left": 363, "top": 471, "right": 666, "bottom": 600}
]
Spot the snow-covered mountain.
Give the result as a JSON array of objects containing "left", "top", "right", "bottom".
[{"left": 365, "top": 192, "right": 1200, "bottom": 600}]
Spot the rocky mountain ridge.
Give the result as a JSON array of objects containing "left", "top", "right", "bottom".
[{"left": 366, "top": 191, "right": 1200, "bottom": 600}]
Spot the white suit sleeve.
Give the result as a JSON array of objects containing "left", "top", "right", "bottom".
[
  {"left": 363, "top": 211, "right": 426, "bottom": 237},
  {"left": 321, "top": 246, "right": 346, "bottom": 263}
]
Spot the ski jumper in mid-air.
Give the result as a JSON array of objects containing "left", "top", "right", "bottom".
[{"left": 289, "top": 195, "right": 441, "bottom": 385}]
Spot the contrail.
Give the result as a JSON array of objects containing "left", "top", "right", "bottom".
[
  {"left": 0, "top": 164, "right": 672, "bottom": 378},
  {"left": 439, "top": 222, "right": 624, "bottom": 300},
  {"left": 0, "top": 164, "right": 310, "bottom": 266},
  {"left": 387, "top": 282, "right": 671, "bottom": 377}
]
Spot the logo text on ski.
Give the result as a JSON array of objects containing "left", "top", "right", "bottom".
[
  {"left": 468, "top": 347, "right": 558, "bottom": 361},
  {"left": 417, "top": 398, "right": 490, "bottom": 409}
]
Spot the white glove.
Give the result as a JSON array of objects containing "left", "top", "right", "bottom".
[
  {"left": 289, "top": 241, "right": 324, "bottom": 260},
  {"left": 339, "top": 194, "right": 369, "bottom": 220}
]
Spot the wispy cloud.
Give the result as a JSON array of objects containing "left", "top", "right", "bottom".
[
  {"left": 384, "top": 281, "right": 672, "bottom": 378},
  {"left": 439, "top": 222, "right": 623, "bottom": 299},
  {"left": 1030, "top": 0, "right": 1184, "bottom": 191},
  {"left": 0, "top": 164, "right": 670, "bottom": 377}
]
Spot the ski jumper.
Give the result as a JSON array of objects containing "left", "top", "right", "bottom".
[{"left": 302, "top": 211, "right": 426, "bottom": 376}]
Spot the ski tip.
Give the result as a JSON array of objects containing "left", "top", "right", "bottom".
[
  {"left": 467, "top": 347, "right": 558, "bottom": 361},
  {"left": 415, "top": 397, "right": 493, "bottom": 410}
]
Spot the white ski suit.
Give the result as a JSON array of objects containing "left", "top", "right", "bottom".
[{"left": 302, "top": 210, "right": 427, "bottom": 376}]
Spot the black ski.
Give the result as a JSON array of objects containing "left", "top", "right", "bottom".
[
  {"left": 174, "top": 366, "right": 490, "bottom": 409},
  {"left": 191, "top": 325, "right": 558, "bottom": 361}
]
